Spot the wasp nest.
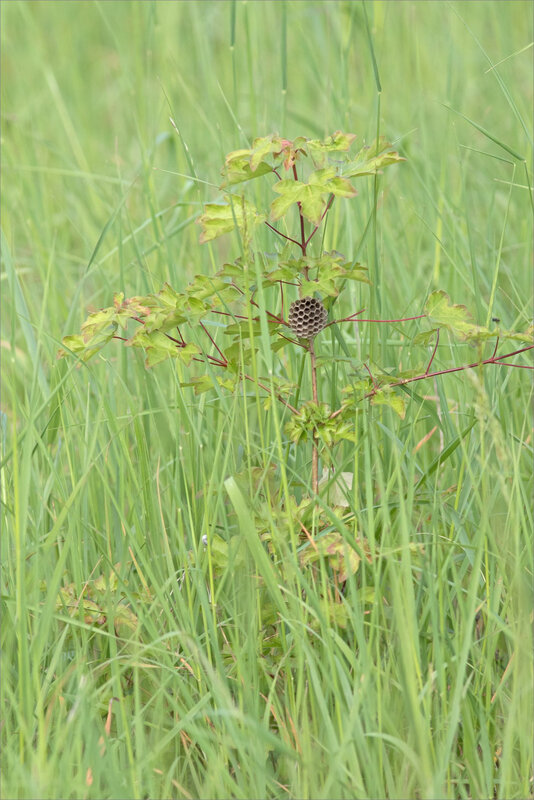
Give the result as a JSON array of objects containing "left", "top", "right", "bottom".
[{"left": 288, "top": 297, "right": 328, "bottom": 338}]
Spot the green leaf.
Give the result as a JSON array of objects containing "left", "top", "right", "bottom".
[
  {"left": 59, "top": 303, "right": 120, "bottom": 361},
  {"left": 343, "top": 137, "right": 405, "bottom": 179},
  {"left": 79, "top": 307, "right": 117, "bottom": 341},
  {"left": 271, "top": 179, "right": 325, "bottom": 225},
  {"left": 279, "top": 252, "right": 369, "bottom": 287},
  {"left": 223, "top": 319, "right": 281, "bottom": 338},
  {"left": 197, "top": 198, "right": 265, "bottom": 243},
  {"left": 58, "top": 333, "right": 109, "bottom": 362},
  {"left": 180, "top": 374, "right": 238, "bottom": 395},
  {"left": 285, "top": 402, "right": 331, "bottom": 444},
  {"left": 59, "top": 334, "right": 88, "bottom": 355},
  {"left": 220, "top": 135, "right": 310, "bottom": 184},
  {"left": 309, "top": 167, "right": 357, "bottom": 199},
  {"left": 425, "top": 290, "right": 474, "bottom": 331},
  {"left": 370, "top": 388, "right": 406, "bottom": 419},
  {"left": 262, "top": 264, "right": 300, "bottom": 284},
  {"left": 299, "top": 256, "right": 370, "bottom": 297},
  {"left": 249, "top": 135, "right": 284, "bottom": 171},
  {"left": 328, "top": 418, "right": 358, "bottom": 444},
  {"left": 261, "top": 376, "right": 296, "bottom": 409},
  {"left": 144, "top": 297, "right": 209, "bottom": 333},
  {"left": 271, "top": 337, "right": 291, "bottom": 353},
  {"left": 378, "top": 366, "right": 424, "bottom": 385},
  {"left": 300, "top": 279, "right": 337, "bottom": 298},
  {"left": 126, "top": 329, "right": 200, "bottom": 368},
  {"left": 222, "top": 341, "right": 258, "bottom": 374},
  {"left": 424, "top": 290, "right": 490, "bottom": 341},
  {"left": 412, "top": 329, "right": 440, "bottom": 346},
  {"left": 207, "top": 534, "right": 247, "bottom": 576},
  {"left": 275, "top": 136, "right": 309, "bottom": 171},
  {"left": 185, "top": 274, "right": 230, "bottom": 301},
  {"left": 499, "top": 324, "right": 534, "bottom": 344},
  {"left": 270, "top": 170, "right": 355, "bottom": 225},
  {"left": 343, "top": 262, "right": 371, "bottom": 284},
  {"left": 308, "top": 251, "right": 346, "bottom": 269},
  {"left": 181, "top": 374, "right": 215, "bottom": 394},
  {"left": 307, "top": 131, "right": 357, "bottom": 153},
  {"left": 220, "top": 153, "right": 274, "bottom": 186},
  {"left": 300, "top": 531, "right": 369, "bottom": 582},
  {"left": 462, "top": 328, "right": 497, "bottom": 345},
  {"left": 342, "top": 380, "right": 373, "bottom": 403},
  {"left": 216, "top": 255, "right": 253, "bottom": 280},
  {"left": 285, "top": 403, "right": 358, "bottom": 447}
]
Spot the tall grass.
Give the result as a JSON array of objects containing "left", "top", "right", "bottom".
[{"left": 1, "top": 2, "right": 532, "bottom": 798}]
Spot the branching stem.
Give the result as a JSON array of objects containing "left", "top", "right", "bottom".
[
  {"left": 264, "top": 221, "right": 302, "bottom": 248},
  {"left": 327, "top": 312, "right": 426, "bottom": 327},
  {"left": 379, "top": 346, "right": 534, "bottom": 392},
  {"left": 305, "top": 193, "right": 335, "bottom": 249},
  {"left": 200, "top": 320, "right": 226, "bottom": 363},
  {"left": 243, "top": 373, "right": 297, "bottom": 414}
]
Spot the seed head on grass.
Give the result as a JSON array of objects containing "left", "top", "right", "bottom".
[{"left": 288, "top": 297, "right": 328, "bottom": 338}]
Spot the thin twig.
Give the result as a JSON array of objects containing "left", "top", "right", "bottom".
[
  {"left": 264, "top": 221, "right": 302, "bottom": 248},
  {"left": 492, "top": 361, "right": 533, "bottom": 369},
  {"left": 336, "top": 313, "right": 427, "bottom": 325},
  {"left": 324, "top": 309, "right": 365, "bottom": 327},
  {"left": 425, "top": 328, "right": 440, "bottom": 374},
  {"left": 243, "top": 373, "right": 298, "bottom": 414},
  {"left": 363, "top": 362, "right": 379, "bottom": 391},
  {"left": 364, "top": 344, "right": 534, "bottom": 397},
  {"left": 309, "top": 337, "right": 319, "bottom": 496},
  {"left": 199, "top": 320, "right": 227, "bottom": 364},
  {"left": 304, "top": 193, "right": 335, "bottom": 249},
  {"left": 293, "top": 164, "right": 308, "bottom": 267},
  {"left": 493, "top": 345, "right": 533, "bottom": 361}
]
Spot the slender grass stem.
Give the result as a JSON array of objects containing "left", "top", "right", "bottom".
[{"left": 309, "top": 337, "right": 319, "bottom": 496}]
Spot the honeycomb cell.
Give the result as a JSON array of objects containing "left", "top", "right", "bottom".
[{"left": 288, "top": 297, "right": 328, "bottom": 338}]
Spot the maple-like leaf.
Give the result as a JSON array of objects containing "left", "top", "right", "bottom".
[
  {"left": 197, "top": 198, "right": 265, "bottom": 243},
  {"left": 370, "top": 388, "right": 406, "bottom": 419},
  {"left": 424, "top": 290, "right": 491, "bottom": 342},
  {"left": 343, "top": 137, "right": 405, "bottom": 179}
]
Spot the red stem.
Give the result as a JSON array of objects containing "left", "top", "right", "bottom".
[
  {"left": 213, "top": 308, "right": 288, "bottom": 326},
  {"left": 243, "top": 372, "right": 298, "bottom": 414},
  {"left": 192, "top": 354, "right": 227, "bottom": 367},
  {"left": 293, "top": 164, "right": 307, "bottom": 264},
  {"left": 264, "top": 221, "right": 302, "bottom": 248},
  {"left": 493, "top": 345, "right": 533, "bottom": 361},
  {"left": 363, "top": 362, "right": 379, "bottom": 391},
  {"left": 212, "top": 310, "right": 251, "bottom": 321},
  {"left": 304, "top": 193, "right": 335, "bottom": 249},
  {"left": 328, "top": 313, "right": 427, "bottom": 327},
  {"left": 199, "top": 320, "right": 227, "bottom": 364},
  {"left": 494, "top": 362, "right": 533, "bottom": 369},
  {"left": 329, "top": 344, "right": 533, "bottom": 420},
  {"left": 366, "top": 346, "right": 534, "bottom": 396},
  {"left": 425, "top": 328, "right": 440, "bottom": 374}
]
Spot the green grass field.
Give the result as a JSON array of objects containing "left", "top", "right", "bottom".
[{"left": 1, "top": 2, "right": 533, "bottom": 798}]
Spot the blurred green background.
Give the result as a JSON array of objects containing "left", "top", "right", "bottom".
[
  {"left": 1, "top": 3, "right": 532, "bottom": 799},
  {"left": 2, "top": 1, "right": 532, "bottom": 322}
]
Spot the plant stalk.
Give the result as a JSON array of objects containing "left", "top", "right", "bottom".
[{"left": 309, "top": 337, "right": 319, "bottom": 495}]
